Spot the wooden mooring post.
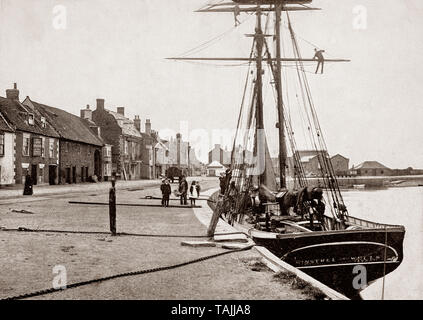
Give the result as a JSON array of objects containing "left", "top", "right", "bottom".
[
  {"left": 207, "top": 196, "right": 222, "bottom": 237},
  {"left": 109, "top": 176, "right": 117, "bottom": 236}
]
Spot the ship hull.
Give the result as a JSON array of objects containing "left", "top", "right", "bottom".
[{"left": 250, "top": 224, "right": 405, "bottom": 299}]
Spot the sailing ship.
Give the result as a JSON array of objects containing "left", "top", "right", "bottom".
[{"left": 169, "top": 0, "right": 405, "bottom": 299}]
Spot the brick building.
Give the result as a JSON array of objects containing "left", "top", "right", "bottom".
[
  {"left": 90, "top": 99, "right": 154, "bottom": 180},
  {"left": 350, "top": 161, "right": 392, "bottom": 176},
  {"left": 208, "top": 144, "right": 231, "bottom": 167},
  {"left": 0, "top": 112, "right": 15, "bottom": 185},
  {"left": 0, "top": 84, "right": 61, "bottom": 185},
  {"left": 23, "top": 97, "right": 104, "bottom": 184}
]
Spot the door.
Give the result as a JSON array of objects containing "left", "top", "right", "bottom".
[
  {"left": 72, "top": 166, "right": 76, "bottom": 183},
  {"left": 66, "top": 167, "right": 71, "bottom": 184},
  {"left": 49, "top": 165, "right": 57, "bottom": 185},
  {"left": 31, "top": 164, "right": 37, "bottom": 185}
]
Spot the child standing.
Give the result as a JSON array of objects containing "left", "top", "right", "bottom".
[{"left": 189, "top": 181, "right": 199, "bottom": 207}]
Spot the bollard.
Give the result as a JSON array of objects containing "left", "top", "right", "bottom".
[{"left": 109, "top": 177, "right": 117, "bottom": 236}]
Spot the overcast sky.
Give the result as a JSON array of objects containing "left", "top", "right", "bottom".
[{"left": 0, "top": 0, "right": 422, "bottom": 168}]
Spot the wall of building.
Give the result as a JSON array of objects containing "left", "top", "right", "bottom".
[
  {"left": 0, "top": 132, "right": 15, "bottom": 185},
  {"left": 59, "top": 140, "right": 102, "bottom": 184},
  {"left": 14, "top": 131, "right": 60, "bottom": 185},
  {"left": 331, "top": 155, "right": 349, "bottom": 175}
]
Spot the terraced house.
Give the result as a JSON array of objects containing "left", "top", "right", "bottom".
[
  {"left": 0, "top": 84, "right": 60, "bottom": 185},
  {"left": 89, "top": 99, "right": 155, "bottom": 180},
  {"left": 0, "top": 111, "right": 15, "bottom": 185},
  {"left": 23, "top": 97, "right": 104, "bottom": 184}
]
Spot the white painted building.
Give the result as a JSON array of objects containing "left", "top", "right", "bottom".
[
  {"left": 0, "top": 130, "right": 15, "bottom": 185},
  {"left": 206, "top": 161, "right": 226, "bottom": 177}
]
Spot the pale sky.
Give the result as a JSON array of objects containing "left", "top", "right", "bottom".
[{"left": 0, "top": 0, "right": 422, "bottom": 168}]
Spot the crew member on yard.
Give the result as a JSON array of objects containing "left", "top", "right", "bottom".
[
  {"left": 234, "top": 4, "right": 241, "bottom": 26},
  {"left": 313, "top": 48, "right": 325, "bottom": 74}
]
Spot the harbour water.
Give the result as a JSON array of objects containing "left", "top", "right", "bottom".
[{"left": 339, "top": 187, "right": 423, "bottom": 300}]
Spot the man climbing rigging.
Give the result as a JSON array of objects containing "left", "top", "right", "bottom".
[
  {"left": 234, "top": 5, "right": 241, "bottom": 26},
  {"left": 313, "top": 48, "right": 325, "bottom": 74}
]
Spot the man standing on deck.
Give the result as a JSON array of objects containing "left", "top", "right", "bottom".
[{"left": 313, "top": 48, "right": 325, "bottom": 74}]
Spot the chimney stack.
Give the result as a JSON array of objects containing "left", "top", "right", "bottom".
[
  {"left": 117, "top": 107, "right": 125, "bottom": 116},
  {"left": 134, "top": 115, "right": 141, "bottom": 132},
  {"left": 6, "top": 82, "right": 19, "bottom": 100},
  {"left": 176, "top": 133, "right": 181, "bottom": 166},
  {"left": 96, "top": 98, "right": 105, "bottom": 111},
  {"left": 145, "top": 119, "right": 151, "bottom": 135},
  {"left": 80, "top": 104, "right": 92, "bottom": 121}
]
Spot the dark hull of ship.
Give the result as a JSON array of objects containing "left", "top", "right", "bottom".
[{"left": 249, "top": 222, "right": 405, "bottom": 299}]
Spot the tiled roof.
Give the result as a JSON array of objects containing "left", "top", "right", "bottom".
[
  {"left": 354, "top": 161, "right": 390, "bottom": 170},
  {"left": 0, "top": 96, "right": 60, "bottom": 137},
  {"left": 0, "top": 112, "right": 14, "bottom": 132},
  {"left": 106, "top": 110, "right": 142, "bottom": 138},
  {"left": 28, "top": 99, "right": 103, "bottom": 146}
]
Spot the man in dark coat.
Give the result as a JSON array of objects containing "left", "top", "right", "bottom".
[
  {"left": 23, "top": 174, "right": 33, "bottom": 196},
  {"left": 179, "top": 176, "right": 188, "bottom": 205},
  {"left": 161, "top": 179, "right": 172, "bottom": 207}
]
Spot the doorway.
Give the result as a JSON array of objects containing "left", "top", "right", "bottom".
[
  {"left": 72, "top": 166, "right": 76, "bottom": 183},
  {"left": 94, "top": 150, "right": 101, "bottom": 180},
  {"left": 49, "top": 165, "right": 57, "bottom": 185},
  {"left": 31, "top": 164, "right": 37, "bottom": 185}
]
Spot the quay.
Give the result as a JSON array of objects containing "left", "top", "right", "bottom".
[{"left": 0, "top": 177, "right": 346, "bottom": 300}]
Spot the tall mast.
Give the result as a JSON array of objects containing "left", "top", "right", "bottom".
[
  {"left": 275, "top": 3, "right": 287, "bottom": 188},
  {"left": 255, "top": 6, "right": 265, "bottom": 184}
]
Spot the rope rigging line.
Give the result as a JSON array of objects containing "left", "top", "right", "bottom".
[
  {"left": 286, "top": 12, "right": 340, "bottom": 220},
  {"left": 175, "top": 14, "right": 254, "bottom": 59},
  {"left": 286, "top": 12, "right": 347, "bottom": 221}
]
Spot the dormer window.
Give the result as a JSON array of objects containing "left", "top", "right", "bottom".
[
  {"left": 41, "top": 117, "right": 46, "bottom": 128},
  {"left": 28, "top": 113, "right": 34, "bottom": 125}
]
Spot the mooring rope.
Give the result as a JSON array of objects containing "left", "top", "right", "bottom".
[
  {"left": 1, "top": 244, "right": 255, "bottom": 300},
  {"left": 0, "top": 227, "right": 248, "bottom": 239}
]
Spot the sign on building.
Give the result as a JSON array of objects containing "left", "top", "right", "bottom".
[{"left": 32, "top": 137, "right": 42, "bottom": 157}]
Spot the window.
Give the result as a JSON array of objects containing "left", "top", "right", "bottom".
[
  {"left": 0, "top": 134, "right": 4, "bottom": 156},
  {"left": 41, "top": 117, "right": 46, "bottom": 128},
  {"left": 124, "top": 140, "right": 128, "bottom": 155},
  {"left": 41, "top": 137, "right": 45, "bottom": 157},
  {"left": 28, "top": 114, "right": 34, "bottom": 125},
  {"left": 49, "top": 139, "right": 55, "bottom": 158},
  {"left": 23, "top": 134, "right": 30, "bottom": 156}
]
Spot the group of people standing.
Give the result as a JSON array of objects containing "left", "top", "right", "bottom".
[{"left": 160, "top": 176, "right": 201, "bottom": 207}]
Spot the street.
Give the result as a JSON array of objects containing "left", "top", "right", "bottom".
[{"left": 0, "top": 177, "right": 311, "bottom": 300}]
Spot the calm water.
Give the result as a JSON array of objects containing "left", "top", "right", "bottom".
[{"left": 338, "top": 187, "right": 423, "bottom": 300}]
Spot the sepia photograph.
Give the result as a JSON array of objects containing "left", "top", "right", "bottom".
[{"left": 0, "top": 0, "right": 422, "bottom": 309}]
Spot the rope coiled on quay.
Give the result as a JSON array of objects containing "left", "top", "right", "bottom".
[{"left": 1, "top": 244, "right": 255, "bottom": 300}]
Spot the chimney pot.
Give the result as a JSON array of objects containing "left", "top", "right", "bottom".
[
  {"left": 145, "top": 119, "right": 151, "bottom": 135},
  {"left": 6, "top": 83, "right": 19, "bottom": 100},
  {"left": 134, "top": 115, "right": 141, "bottom": 132},
  {"left": 96, "top": 98, "right": 105, "bottom": 111},
  {"left": 117, "top": 107, "right": 125, "bottom": 116}
]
